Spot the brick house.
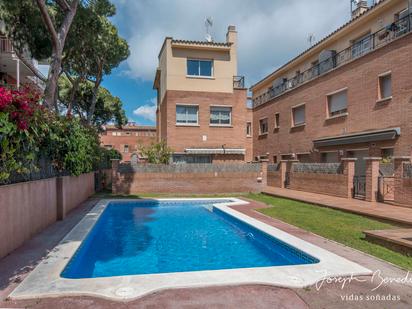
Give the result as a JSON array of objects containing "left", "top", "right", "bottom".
[
  {"left": 153, "top": 26, "right": 253, "bottom": 163},
  {"left": 251, "top": 0, "right": 412, "bottom": 178},
  {"left": 100, "top": 124, "right": 156, "bottom": 162}
]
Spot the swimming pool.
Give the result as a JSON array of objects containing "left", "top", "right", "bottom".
[
  {"left": 62, "top": 200, "right": 318, "bottom": 278},
  {"left": 10, "top": 198, "right": 371, "bottom": 301}
]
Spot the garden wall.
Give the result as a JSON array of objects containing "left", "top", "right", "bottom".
[
  {"left": 0, "top": 173, "right": 95, "bottom": 259},
  {"left": 267, "top": 164, "right": 282, "bottom": 188},
  {"left": 393, "top": 178, "right": 412, "bottom": 207},
  {"left": 289, "top": 172, "right": 348, "bottom": 198},
  {"left": 112, "top": 163, "right": 263, "bottom": 194}
]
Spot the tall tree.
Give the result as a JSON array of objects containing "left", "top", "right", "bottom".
[
  {"left": 0, "top": 0, "right": 85, "bottom": 111},
  {"left": 58, "top": 77, "right": 127, "bottom": 128}
]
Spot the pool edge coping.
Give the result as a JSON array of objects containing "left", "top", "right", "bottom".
[{"left": 9, "top": 198, "right": 373, "bottom": 301}]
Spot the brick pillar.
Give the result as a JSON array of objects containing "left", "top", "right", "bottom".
[
  {"left": 365, "top": 157, "right": 381, "bottom": 202},
  {"left": 393, "top": 156, "right": 411, "bottom": 203},
  {"left": 286, "top": 160, "right": 299, "bottom": 189},
  {"left": 260, "top": 160, "right": 269, "bottom": 186},
  {"left": 111, "top": 159, "right": 120, "bottom": 194},
  {"left": 279, "top": 160, "right": 288, "bottom": 188},
  {"left": 341, "top": 158, "right": 356, "bottom": 198}
]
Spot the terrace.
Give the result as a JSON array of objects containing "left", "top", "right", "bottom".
[{"left": 252, "top": 12, "right": 412, "bottom": 108}]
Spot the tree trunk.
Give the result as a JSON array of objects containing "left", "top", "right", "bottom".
[
  {"left": 87, "top": 76, "right": 102, "bottom": 124},
  {"left": 44, "top": 49, "right": 62, "bottom": 112},
  {"left": 67, "top": 76, "right": 81, "bottom": 116},
  {"left": 36, "top": 0, "right": 79, "bottom": 112},
  {"left": 87, "top": 63, "right": 103, "bottom": 124}
]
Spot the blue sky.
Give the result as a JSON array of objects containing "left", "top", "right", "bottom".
[{"left": 101, "top": 0, "right": 368, "bottom": 126}]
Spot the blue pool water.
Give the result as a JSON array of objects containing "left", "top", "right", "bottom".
[{"left": 62, "top": 200, "right": 318, "bottom": 278}]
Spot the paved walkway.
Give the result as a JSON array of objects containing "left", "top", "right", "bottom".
[{"left": 262, "top": 186, "right": 412, "bottom": 226}]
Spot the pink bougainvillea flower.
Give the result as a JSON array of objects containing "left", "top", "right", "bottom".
[{"left": 0, "top": 87, "right": 12, "bottom": 109}]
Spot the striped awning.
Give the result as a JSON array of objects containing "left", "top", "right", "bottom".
[{"left": 185, "top": 148, "right": 245, "bottom": 155}]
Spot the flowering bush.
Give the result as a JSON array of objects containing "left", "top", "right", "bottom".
[
  {"left": 0, "top": 87, "right": 47, "bottom": 181},
  {"left": 0, "top": 86, "right": 113, "bottom": 182}
]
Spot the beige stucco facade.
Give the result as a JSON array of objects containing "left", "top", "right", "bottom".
[{"left": 154, "top": 26, "right": 253, "bottom": 162}]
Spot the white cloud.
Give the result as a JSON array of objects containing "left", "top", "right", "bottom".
[
  {"left": 133, "top": 97, "right": 157, "bottom": 122},
  {"left": 112, "top": 0, "right": 350, "bottom": 85}
]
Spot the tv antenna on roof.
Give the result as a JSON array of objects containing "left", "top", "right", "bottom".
[
  {"left": 205, "top": 17, "right": 213, "bottom": 42},
  {"left": 307, "top": 33, "right": 316, "bottom": 47}
]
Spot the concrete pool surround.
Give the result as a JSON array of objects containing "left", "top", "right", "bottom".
[{"left": 9, "top": 198, "right": 372, "bottom": 301}]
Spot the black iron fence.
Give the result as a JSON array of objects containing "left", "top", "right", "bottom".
[
  {"left": 233, "top": 76, "right": 245, "bottom": 89},
  {"left": 267, "top": 163, "right": 280, "bottom": 172},
  {"left": 0, "top": 158, "right": 69, "bottom": 186},
  {"left": 404, "top": 163, "right": 412, "bottom": 178},
  {"left": 253, "top": 13, "right": 412, "bottom": 108}
]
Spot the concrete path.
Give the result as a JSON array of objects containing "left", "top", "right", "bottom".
[
  {"left": 1, "top": 197, "right": 411, "bottom": 308},
  {"left": 262, "top": 186, "right": 412, "bottom": 226}
]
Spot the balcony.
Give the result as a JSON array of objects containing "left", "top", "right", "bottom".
[
  {"left": 253, "top": 13, "right": 412, "bottom": 108},
  {"left": 0, "top": 36, "right": 13, "bottom": 54},
  {"left": 233, "top": 75, "right": 245, "bottom": 89}
]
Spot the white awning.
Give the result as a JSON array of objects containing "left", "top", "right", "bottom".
[{"left": 185, "top": 148, "right": 245, "bottom": 155}]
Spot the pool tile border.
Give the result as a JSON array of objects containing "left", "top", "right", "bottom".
[{"left": 9, "top": 198, "right": 372, "bottom": 301}]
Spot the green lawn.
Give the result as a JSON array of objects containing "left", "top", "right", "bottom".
[{"left": 247, "top": 193, "right": 412, "bottom": 271}]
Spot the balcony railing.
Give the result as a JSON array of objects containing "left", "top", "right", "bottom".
[
  {"left": 253, "top": 13, "right": 412, "bottom": 108},
  {"left": 233, "top": 75, "right": 245, "bottom": 89},
  {"left": 0, "top": 36, "right": 13, "bottom": 54}
]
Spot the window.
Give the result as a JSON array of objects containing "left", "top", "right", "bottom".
[
  {"left": 124, "top": 145, "right": 129, "bottom": 153},
  {"left": 246, "top": 122, "right": 252, "bottom": 136},
  {"left": 292, "top": 104, "right": 305, "bottom": 127},
  {"left": 187, "top": 59, "right": 213, "bottom": 77},
  {"left": 274, "top": 113, "right": 280, "bottom": 129},
  {"left": 210, "top": 106, "right": 231, "bottom": 125},
  {"left": 327, "top": 90, "right": 348, "bottom": 117},
  {"left": 176, "top": 105, "right": 199, "bottom": 125},
  {"left": 273, "top": 155, "right": 278, "bottom": 163},
  {"left": 379, "top": 73, "right": 392, "bottom": 100},
  {"left": 259, "top": 118, "right": 268, "bottom": 135}
]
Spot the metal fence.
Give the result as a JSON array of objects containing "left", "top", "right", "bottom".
[
  {"left": 118, "top": 163, "right": 261, "bottom": 174},
  {"left": 404, "top": 164, "right": 412, "bottom": 178},
  {"left": 292, "top": 163, "right": 343, "bottom": 174},
  {"left": 267, "top": 163, "right": 280, "bottom": 172},
  {"left": 379, "top": 163, "right": 394, "bottom": 176},
  {"left": 0, "top": 158, "right": 69, "bottom": 186},
  {"left": 253, "top": 13, "right": 412, "bottom": 108}
]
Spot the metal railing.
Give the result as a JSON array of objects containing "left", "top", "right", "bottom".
[
  {"left": 0, "top": 36, "right": 13, "bottom": 54},
  {"left": 404, "top": 163, "right": 412, "bottom": 178},
  {"left": 233, "top": 75, "right": 245, "bottom": 89},
  {"left": 253, "top": 13, "right": 412, "bottom": 108}
]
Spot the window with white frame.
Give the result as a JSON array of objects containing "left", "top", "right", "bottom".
[
  {"left": 246, "top": 122, "right": 252, "bottom": 136},
  {"left": 274, "top": 113, "right": 280, "bottom": 129},
  {"left": 210, "top": 106, "right": 231, "bottom": 125},
  {"left": 292, "top": 104, "right": 305, "bottom": 126},
  {"left": 176, "top": 105, "right": 199, "bottom": 125},
  {"left": 327, "top": 90, "right": 348, "bottom": 117},
  {"left": 259, "top": 118, "right": 268, "bottom": 135},
  {"left": 379, "top": 73, "right": 392, "bottom": 100},
  {"left": 124, "top": 145, "right": 129, "bottom": 153},
  {"left": 187, "top": 59, "right": 213, "bottom": 77}
]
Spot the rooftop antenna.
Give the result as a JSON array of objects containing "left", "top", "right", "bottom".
[
  {"left": 307, "top": 33, "right": 316, "bottom": 47},
  {"left": 205, "top": 17, "right": 213, "bottom": 42}
]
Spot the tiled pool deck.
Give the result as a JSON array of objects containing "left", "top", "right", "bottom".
[{"left": 1, "top": 197, "right": 411, "bottom": 308}]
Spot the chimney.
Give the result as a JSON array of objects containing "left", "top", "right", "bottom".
[
  {"left": 226, "top": 25, "right": 237, "bottom": 45},
  {"left": 352, "top": 0, "right": 369, "bottom": 19}
]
